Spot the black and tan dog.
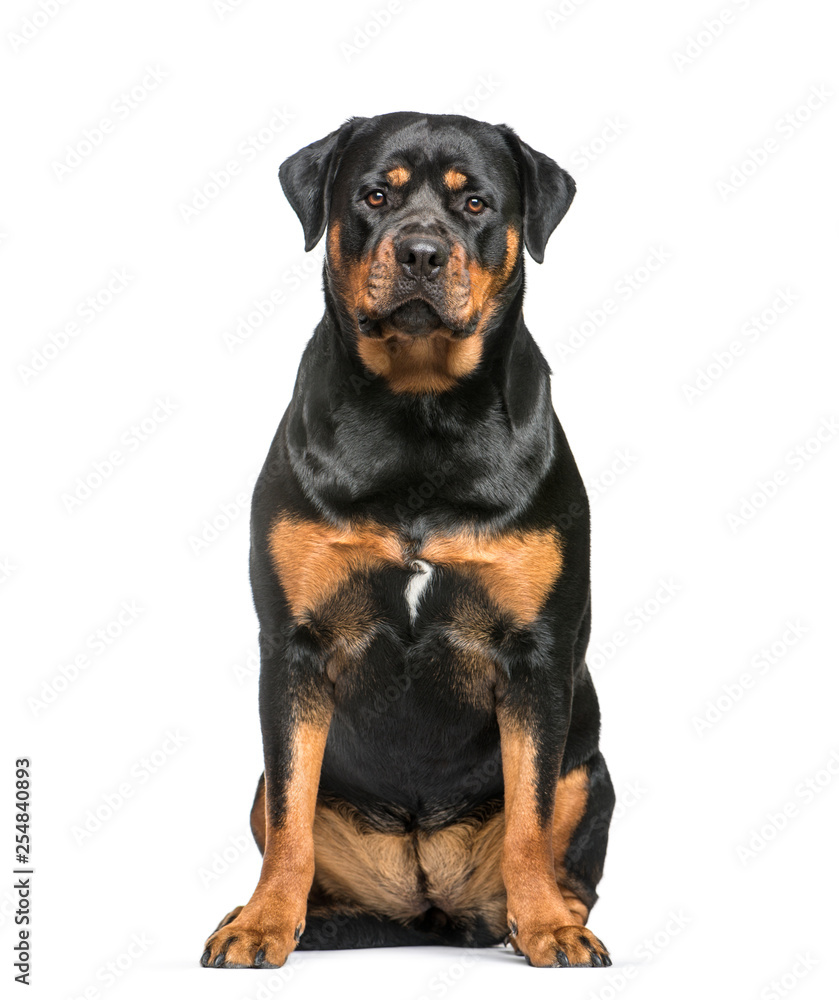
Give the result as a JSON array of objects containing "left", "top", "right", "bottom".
[{"left": 201, "top": 111, "right": 614, "bottom": 970}]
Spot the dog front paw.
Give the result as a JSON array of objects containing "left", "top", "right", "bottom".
[
  {"left": 510, "top": 919, "right": 610, "bottom": 968},
  {"left": 201, "top": 903, "right": 303, "bottom": 969}
]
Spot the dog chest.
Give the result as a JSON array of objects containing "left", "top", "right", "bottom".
[{"left": 266, "top": 513, "right": 564, "bottom": 628}]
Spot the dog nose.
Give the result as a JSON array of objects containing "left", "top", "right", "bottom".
[{"left": 395, "top": 237, "right": 449, "bottom": 280}]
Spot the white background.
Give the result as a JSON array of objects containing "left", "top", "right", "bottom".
[{"left": 2, "top": 0, "right": 837, "bottom": 998}]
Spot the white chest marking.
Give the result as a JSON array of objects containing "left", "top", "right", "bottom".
[{"left": 405, "top": 559, "right": 434, "bottom": 622}]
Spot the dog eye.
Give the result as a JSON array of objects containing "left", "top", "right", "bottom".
[
  {"left": 366, "top": 190, "right": 387, "bottom": 208},
  {"left": 465, "top": 197, "right": 485, "bottom": 214}
]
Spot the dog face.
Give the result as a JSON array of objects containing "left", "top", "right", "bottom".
[{"left": 280, "top": 112, "right": 575, "bottom": 391}]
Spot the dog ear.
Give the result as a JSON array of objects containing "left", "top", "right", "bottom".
[
  {"left": 279, "top": 119, "right": 362, "bottom": 252},
  {"left": 496, "top": 125, "right": 576, "bottom": 264}
]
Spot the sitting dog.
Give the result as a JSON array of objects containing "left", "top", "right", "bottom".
[{"left": 201, "top": 111, "right": 614, "bottom": 969}]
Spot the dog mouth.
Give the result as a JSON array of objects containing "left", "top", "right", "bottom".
[
  {"left": 358, "top": 298, "right": 445, "bottom": 337},
  {"left": 386, "top": 299, "right": 442, "bottom": 333}
]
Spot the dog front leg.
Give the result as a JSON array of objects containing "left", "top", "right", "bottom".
[{"left": 202, "top": 631, "right": 332, "bottom": 969}]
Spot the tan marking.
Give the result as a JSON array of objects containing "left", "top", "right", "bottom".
[
  {"left": 386, "top": 165, "right": 411, "bottom": 187},
  {"left": 416, "top": 809, "right": 507, "bottom": 934},
  {"left": 327, "top": 220, "right": 341, "bottom": 266},
  {"left": 453, "top": 225, "right": 521, "bottom": 337},
  {"left": 311, "top": 800, "right": 428, "bottom": 920},
  {"left": 268, "top": 516, "right": 561, "bottom": 625},
  {"left": 214, "top": 905, "right": 244, "bottom": 931},
  {"left": 327, "top": 222, "right": 396, "bottom": 331},
  {"left": 501, "top": 225, "right": 520, "bottom": 281},
  {"left": 444, "top": 168, "right": 468, "bottom": 191},
  {"left": 204, "top": 715, "right": 332, "bottom": 967},
  {"left": 551, "top": 768, "right": 593, "bottom": 925},
  {"left": 552, "top": 767, "right": 590, "bottom": 865},
  {"left": 327, "top": 223, "right": 394, "bottom": 319},
  {"left": 356, "top": 326, "right": 484, "bottom": 394},
  {"left": 267, "top": 515, "right": 403, "bottom": 620},
  {"left": 449, "top": 597, "right": 498, "bottom": 653},
  {"left": 421, "top": 525, "right": 563, "bottom": 624},
  {"left": 450, "top": 648, "right": 496, "bottom": 709},
  {"left": 311, "top": 798, "right": 508, "bottom": 935},
  {"left": 558, "top": 885, "right": 591, "bottom": 926},
  {"left": 250, "top": 774, "right": 266, "bottom": 854},
  {"left": 445, "top": 598, "right": 504, "bottom": 705},
  {"left": 299, "top": 587, "right": 380, "bottom": 685}
]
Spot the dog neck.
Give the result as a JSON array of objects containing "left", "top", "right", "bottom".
[{"left": 281, "top": 288, "right": 555, "bottom": 523}]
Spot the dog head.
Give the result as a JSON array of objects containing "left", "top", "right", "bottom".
[{"left": 279, "top": 112, "right": 575, "bottom": 393}]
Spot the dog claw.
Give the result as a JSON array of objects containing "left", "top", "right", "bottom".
[
  {"left": 200, "top": 948, "right": 211, "bottom": 967},
  {"left": 555, "top": 949, "right": 569, "bottom": 967}
]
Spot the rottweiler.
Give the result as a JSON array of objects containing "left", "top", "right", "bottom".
[{"left": 201, "top": 111, "right": 614, "bottom": 970}]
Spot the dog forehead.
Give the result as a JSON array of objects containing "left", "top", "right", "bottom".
[{"left": 339, "top": 114, "right": 516, "bottom": 186}]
